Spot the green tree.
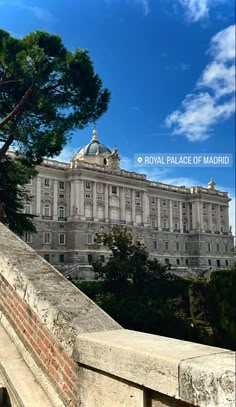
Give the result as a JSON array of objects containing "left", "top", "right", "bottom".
[
  {"left": 0, "top": 29, "right": 110, "bottom": 233},
  {"left": 0, "top": 29, "right": 110, "bottom": 162},
  {"left": 93, "top": 226, "right": 169, "bottom": 291},
  {"left": 0, "top": 156, "right": 36, "bottom": 236}
]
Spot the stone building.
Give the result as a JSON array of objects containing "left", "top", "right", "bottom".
[{"left": 24, "top": 130, "right": 234, "bottom": 275}]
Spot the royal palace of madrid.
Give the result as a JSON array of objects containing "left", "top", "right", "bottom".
[{"left": 23, "top": 130, "right": 234, "bottom": 277}]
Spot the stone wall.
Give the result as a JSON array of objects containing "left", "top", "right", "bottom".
[{"left": 0, "top": 222, "right": 235, "bottom": 407}]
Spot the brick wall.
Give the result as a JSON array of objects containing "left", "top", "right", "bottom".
[{"left": 0, "top": 274, "right": 78, "bottom": 406}]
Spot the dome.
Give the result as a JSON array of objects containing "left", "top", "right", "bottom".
[{"left": 71, "top": 130, "right": 111, "bottom": 161}]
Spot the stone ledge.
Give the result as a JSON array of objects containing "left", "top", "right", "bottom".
[
  {"left": 0, "top": 322, "right": 53, "bottom": 407},
  {"left": 74, "top": 329, "right": 235, "bottom": 406},
  {"left": 0, "top": 223, "right": 120, "bottom": 355}
]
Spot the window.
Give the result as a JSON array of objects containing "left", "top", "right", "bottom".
[
  {"left": 85, "top": 181, "right": 91, "bottom": 190},
  {"left": 153, "top": 240, "right": 157, "bottom": 250},
  {"left": 203, "top": 203, "right": 206, "bottom": 209},
  {"left": 44, "top": 254, "right": 50, "bottom": 262},
  {"left": 59, "top": 194, "right": 65, "bottom": 199},
  {"left": 208, "top": 243, "right": 211, "bottom": 252},
  {"left": 217, "top": 259, "right": 221, "bottom": 267},
  {"left": 176, "top": 259, "right": 180, "bottom": 265},
  {"left": 185, "top": 259, "right": 188, "bottom": 266},
  {"left": 98, "top": 184, "right": 103, "bottom": 193},
  {"left": 112, "top": 186, "right": 117, "bottom": 194},
  {"left": 100, "top": 226, "right": 104, "bottom": 230},
  {"left": 87, "top": 234, "right": 93, "bottom": 244},
  {"left": 216, "top": 244, "right": 220, "bottom": 252},
  {"left": 164, "top": 258, "right": 169, "bottom": 265},
  {"left": 44, "top": 232, "right": 51, "bottom": 244},
  {"left": 136, "top": 191, "right": 141, "bottom": 198},
  {"left": 25, "top": 233, "right": 32, "bottom": 243},
  {"left": 43, "top": 205, "right": 51, "bottom": 218},
  {"left": 174, "top": 223, "right": 178, "bottom": 230},
  {"left": 183, "top": 223, "right": 187, "bottom": 232},
  {"left": 174, "top": 201, "right": 177, "bottom": 208},
  {"left": 85, "top": 193, "right": 91, "bottom": 198},
  {"left": 24, "top": 204, "right": 31, "bottom": 214},
  {"left": 26, "top": 178, "right": 32, "bottom": 185},
  {"left": 208, "top": 259, "right": 211, "bottom": 266},
  {"left": 88, "top": 254, "right": 93, "bottom": 264},
  {"left": 59, "top": 224, "right": 64, "bottom": 229},
  {"left": 59, "top": 181, "right": 65, "bottom": 190},
  {"left": 100, "top": 255, "right": 105, "bottom": 263},
  {"left": 176, "top": 242, "right": 179, "bottom": 251},
  {"left": 151, "top": 197, "right": 155, "bottom": 205},
  {"left": 151, "top": 219, "right": 156, "bottom": 228},
  {"left": 59, "top": 206, "right": 65, "bottom": 219},
  {"left": 185, "top": 243, "right": 188, "bottom": 251},
  {"left": 224, "top": 244, "right": 228, "bottom": 253},
  {"left": 59, "top": 254, "right": 64, "bottom": 263},
  {"left": 165, "top": 241, "right": 168, "bottom": 250},
  {"left": 225, "top": 260, "right": 228, "bottom": 266},
  {"left": 44, "top": 178, "right": 50, "bottom": 187},
  {"left": 162, "top": 200, "right": 166, "bottom": 206},
  {"left": 182, "top": 203, "right": 186, "bottom": 209},
  {"left": 220, "top": 206, "right": 223, "bottom": 212},
  {"left": 59, "top": 233, "right": 65, "bottom": 245},
  {"left": 98, "top": 196, "right": 103, "bottom": 200},
  {"left": 163, "top": 221, "right": 167, "bottom": 229},
  {"left": 212, "top": 204, "right": 215, "bottom": 210}
]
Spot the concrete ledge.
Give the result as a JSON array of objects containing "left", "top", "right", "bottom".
[
  {"left": 0, "top": 223, "right": 120, "bottom": 355},
  {"left": 74, "top": 329, "right": 235, "bottom": 406},
  {"left": 0, "top": 322, "right": 53, "bottom": 407}
]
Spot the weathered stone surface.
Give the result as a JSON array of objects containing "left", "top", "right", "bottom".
[
  {"left": 0, "top": 223, "right": 120, "bottom": 355},
  {"left": 74, "top": 329, "right": 228, "bottom": 399},
  {"left": 179, "top": 352, "right": 236, "bottom": 407},
  {"left": 78, "top": 367, "right": 144, "bottom": 407},
  {"left": 0, "top": 323, "right": 54, "bottom": 407}
]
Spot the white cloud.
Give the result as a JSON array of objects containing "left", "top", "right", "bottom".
[
  {"left": 165, "top": 25, "right": 235, "bottom": 142},
  {"left": 53, "top": 146, "right": 76, "bottom": 162},
  {"left": 178, "top": 0, "right": 209, "bottom": 22},
  {"left": 0, "top": 1, "right": 54, "bottom": 23}
]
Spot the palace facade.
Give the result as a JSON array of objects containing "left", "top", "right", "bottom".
[{"left": 24, "top": 130, "right": 234, "bottom": 276}]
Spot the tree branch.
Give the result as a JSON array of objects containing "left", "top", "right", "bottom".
[
  {"left": 0, "top": 130, "right": 15, "bottom": 159},
  {"left": 0, "top": 81, "right": 35, "bottom": 130}
]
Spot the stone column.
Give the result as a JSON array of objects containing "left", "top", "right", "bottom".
[
  {"left": 70, "top": 181, "right": 75, "bottom": 217},
  {"left": 53, "top": 180, "right": 58, "bottom": 220},
  {"left": 169, "top": 200, "right": 173, "bottom": 232},
  {"left": 105, "top": 184, "right": 109, "bottom": 221},
  {"left": 225, "top": 205, "right": 229, "bottom": 232},
  {"left": 191, "top": 202, "right": 197, "bottom": 230},
  {"left": 132, "top": 190, "right": 136, "bottom": 224},
  {"left": 36, "top": 176, "right": 41, "bottom": 216},
  {"left": 157, "top": 197, "right": 161, "bottom": 231},
  {"left": 198, "top": 201, "right": 204, "bottom": 231},
  {"left": 74, "top": 180, "right": 80, "bottom": 218},
  {"left": 93, "top": 182, "right": 97, "bottom": 220},
  {"left": 179, "top": 202, "right": 183, "bottom": 233},
  {"left": 216, "top": 204, "right": 220, "bottom": 232},
  {"left": 208, "top": 203, "right": 212, "bottom": 231},
  {"left": 79, "top": 180, "right": 85, "bottom": 218},
  {"left": 142, "top": 192, "right": 148, "bottom": 225},
  {"left": 120, "top": 187, "right": 126, "bottom": 222}
]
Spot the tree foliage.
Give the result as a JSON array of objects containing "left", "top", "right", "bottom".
[
  {"left": 0, "top": 29, "right": 110, "bottom": 163},
  {"left": 0, "top": 156, "right": 36, "bottom": 236},
  {"left": 74, "top": 227, "right": 236, "bottom": 349},
  {"left": 0, "top": 29, "right": 110, "bottom": 234},
  {"left": 93, "top": 226, "right": 170, "bottom": 291}
]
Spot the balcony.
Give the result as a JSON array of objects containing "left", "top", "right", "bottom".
[
  {"left": 205, "top": 230, "right": 212, "bottom": 234},
  {"left": 162, "top": 228, "right": 170, "bottom": 232},
  {"left": 223, "top": 232, "right": 229, "bottom": 235},
  {"left": 173, "top": 229, "right": 180, "bottom": 233},
  {"left": 58, "top": 217, "right": 67, "bottom": 221},
  {"left": 42, "top": 215, "right": 52, "bottom": 220},
  {"left": 215, "top": 231, "right": 220, "bottom": 234},
  {"left": 109, "top": 219, "right": 126, "bottom": 225}
]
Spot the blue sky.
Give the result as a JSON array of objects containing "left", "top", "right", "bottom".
[{"left": 0, "top": 0, "right": 235, "bottom": 232}]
